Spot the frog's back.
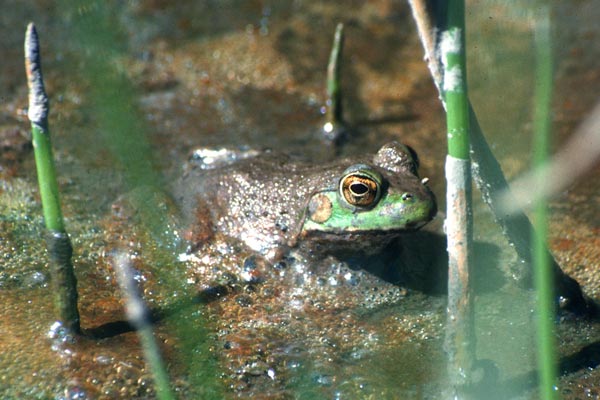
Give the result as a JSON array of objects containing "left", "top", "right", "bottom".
[{"left": 175, "top": 149, "right": 342, "bottom": 257}]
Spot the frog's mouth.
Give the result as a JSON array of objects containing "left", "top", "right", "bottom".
[
  {"left": 296, "top": 228, "right": 410, "bottom": 257},
  {"left": 301, "top": 220, "right": 431, "bottom": 240}
]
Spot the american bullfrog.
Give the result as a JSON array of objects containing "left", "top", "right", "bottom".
[{"left": 175, "top": 141, "right": 437, "bottom": 261}]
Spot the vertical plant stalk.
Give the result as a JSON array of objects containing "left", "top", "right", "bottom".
[
  {"left": 113, "top": 253, "right": 175, "bottom": 400},
  {"left": 58, "top": 3, "right": 225, "bottom": 396},
  {"left": 441, "top": 0, "right": 475, "bottom": 391},
  {"left": 25, "top": 23, "right": 81, "bottom": 334},
  {"left": 532, "top": 10, "right": 559, "bottom": 399},
  {"left": 407, "top": 0, "right": 591, "bottom": 315},
  {"left": 322, "top": 23, "right": 346, "bottom": 142}
]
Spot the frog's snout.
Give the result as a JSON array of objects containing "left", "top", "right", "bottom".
[
  {"left": 401, "top": 186, "right": 438, "bottom": 227},
  {"left": 422, "top": 190, "right": 438, "bottom": 222}
]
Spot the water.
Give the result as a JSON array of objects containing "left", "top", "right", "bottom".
[{"left": 1, "top": 1, "right": 599, "bottom": 398}]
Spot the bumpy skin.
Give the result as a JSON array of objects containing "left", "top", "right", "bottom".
[{"left": 175, "top": 142, "right": 437, "bottom": 259}]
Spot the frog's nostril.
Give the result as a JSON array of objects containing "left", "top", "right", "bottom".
[{"left": 401, "top": 193, "right": 414, "bottom": 202}]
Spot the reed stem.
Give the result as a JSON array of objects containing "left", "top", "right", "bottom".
[
  {"left": 114, "top": 254, "right": 175, "bottom": 400},
  {"left": 441, "top": 0, "right": 475, "bottom": 393},
  {"left": 25, "top": 22, "right": 81, "bottom": 334}
]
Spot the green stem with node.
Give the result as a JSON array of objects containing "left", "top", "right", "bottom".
[
  {"left": 441, "top": 0, "right": 475, "bottom": 393},
  {"left": 25, "top": 22, "right": 81, "bottom": 334}
]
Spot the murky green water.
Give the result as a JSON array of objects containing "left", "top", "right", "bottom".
[{"left": 1, "top": 1, "right": 599, "bottom": 398}]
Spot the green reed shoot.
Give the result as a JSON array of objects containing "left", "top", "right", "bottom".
[
  {"left": 25, "top": 22, "right": 81, "bottom": 334},
  {"left": 441, "top": 0, "right": 475, "bottom": 393}
]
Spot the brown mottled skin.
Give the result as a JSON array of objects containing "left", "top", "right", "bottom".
[{"left": 175, "top": 142, "right": 437, "bottom": 260}]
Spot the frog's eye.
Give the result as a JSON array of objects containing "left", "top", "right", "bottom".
[{"left": 338, "top": 165, "right": 383, "bottom": 209}]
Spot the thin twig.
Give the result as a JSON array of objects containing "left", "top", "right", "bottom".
[{"left": 322, "top": 23, "right": 347, "bottom": 143}]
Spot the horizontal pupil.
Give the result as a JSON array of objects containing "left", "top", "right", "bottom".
[
  {"left": 339, "top": 170, "right": 381, "bottom": 209},
  {"left": 350, "top": 182, "right": 369, "bottom": 195}
]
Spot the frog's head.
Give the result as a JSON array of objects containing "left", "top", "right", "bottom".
[{"left": 300, "top": 142, "right": 437, "bottom": 241}]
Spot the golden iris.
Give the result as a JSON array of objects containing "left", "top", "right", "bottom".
[{"left": 339, "top": 165, "right": 383, "bottom": 209}]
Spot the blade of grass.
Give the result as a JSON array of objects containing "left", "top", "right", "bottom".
[
  {"left": 56, "top": 2, "right": 225, "bottom": 396},
  {"left": 532, "top": 8, "right": 559, "bottom": 399},
  {"left": 25, "top": 22, "right": 81, "bottom": 335}
]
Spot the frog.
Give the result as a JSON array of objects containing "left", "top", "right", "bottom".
[{"left": 175, "top": 141, "right": 437, "bottom": 262}]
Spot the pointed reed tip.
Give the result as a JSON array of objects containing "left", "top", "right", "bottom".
[
  {"left": 24, "top": 21, "right": 49, "bottom": 129},
  {"left": 25, "top": 22, "right": 38, "bottom": 52},
  {"left": 25, "top": 22, "right": 41, "bottom": 68},
  {"left": 334, "top": 23, "right": 344, "bottom": 40}
]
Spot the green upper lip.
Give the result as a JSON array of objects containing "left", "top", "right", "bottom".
[{"left": 302, "top": 191, "right": 436, "bottom": 233}]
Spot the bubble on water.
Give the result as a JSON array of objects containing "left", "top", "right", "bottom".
[
  {"left": 347, "top": 348, "right": 369, "bottom": 361},
  {"left": 60, "top": 385, "right": 88, "bottom": 400},
  {"left": 235, "top": 294, "right": 253, "bottom": 307},
  {"left": 293, "top": 274, "right": 305, "bottom": 286},
  {"left": 273, "top": 260, "right": 287, "bottom": 270},
  {"left": 94, "top": 355, "right": 112, "bottom": 365},
  {"left": 343, "top": 272, "right": 360, "bottom": 286},
  {"left": 47, "top": 321, "right": 76, "bottom": 355},
  {"left": 132, "top": 269, "right": 146, "bottom": 283},
  {"left": 48, "top": 321, "right": 68, "bottom": 341},
  {"left": 243, "top": 257, "right": 257, "bottom": 270},
  {"left": 313, "top": 373, "right": 333, "bottom": 386},
  {"left": 289, "top": 296, "right": 304, "bottom": 310},
  {"left": 24, "top": 270, "right": 47, "bottom": 288},
  {"left": 240, "top": 257, "right": 259, "bottom": 283}
]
